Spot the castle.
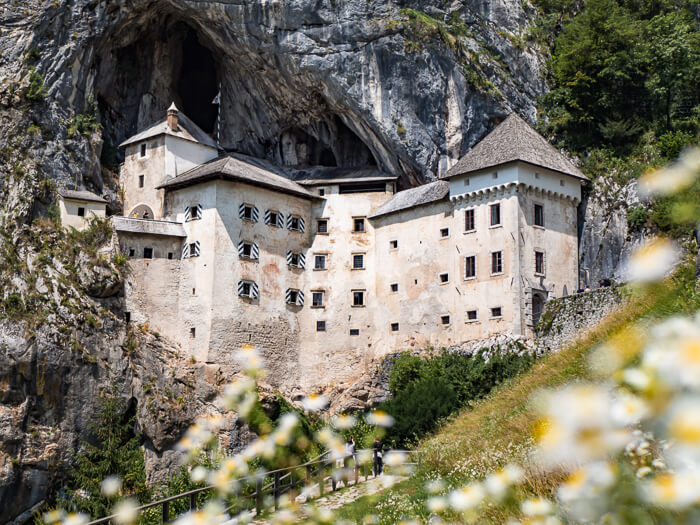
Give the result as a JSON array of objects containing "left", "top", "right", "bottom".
[{"left": 62, "top": 104, "right": 585, "bottom": 391}]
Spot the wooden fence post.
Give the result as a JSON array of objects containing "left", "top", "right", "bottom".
[
  {"left": 161, "top": 500, "right": 169, "bottom": 524},
  {"left": 189, "top": 492, "right": 196, "bottom": 511},
  {"left": 273, "top": 471, "right": 281, "bottom": 510},
  {"left": 255, "top": 478, "right": 263, "bottom": 516}
]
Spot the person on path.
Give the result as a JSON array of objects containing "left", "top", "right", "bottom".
[{"left": 373, "top": 437, "right": 384, "bottom": 476}]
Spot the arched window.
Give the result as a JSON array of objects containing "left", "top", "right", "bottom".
[{"left": 532, "top": 294, "right": 545, "bottom": 324}]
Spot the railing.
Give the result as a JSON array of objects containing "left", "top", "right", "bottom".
[{"left": 85, "top": 449, "right": 420, "bottom": 524}]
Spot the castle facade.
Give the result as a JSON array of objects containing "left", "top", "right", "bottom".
[{"left": 108, "top": 105, "right": 585, "bottom": 391}]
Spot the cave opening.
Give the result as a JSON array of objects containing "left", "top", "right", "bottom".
[{"left": 176, "top": 29, "right": 219, "bottom": 134}]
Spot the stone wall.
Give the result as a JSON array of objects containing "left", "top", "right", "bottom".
[{"left": 535, "top": 286, "right": 624, "bottom": 354}]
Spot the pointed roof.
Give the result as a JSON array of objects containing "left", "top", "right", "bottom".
[
  {"left": 156, "top": 153, "right": 322, "bottom": 200},
  {"left": 368, "top": 181, "right": 450, "bottom": 219},
  {"left": 119, "top": 109, "right": 218, "bottom": 149},
  {"left": 168, "top": 102, "right": 178, "bottom": 112},
  {"left": 443, "top": 113, "right": 586, "bottom": 180}
]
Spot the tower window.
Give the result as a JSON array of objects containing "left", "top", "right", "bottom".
[
  {"left": 534, "top": 204, "right": 544, "bottom": 227},
  {"left": 314, "top": 254, "right": 327, "bottom": 270},
  {"left": 140, "top": 143, "right": 147, "bottom": 157},
  {"left": 353, "top": 217, "right": 366, "bottom": 232},
  {"left": 312, "top": 291, "right": 324, "bottom": 308},
  {"left": 441, "top": 315, "right": 450, "bottom": 325},
  {"left": 465, "top": 256, "right": 476, "bottom": 279},
  {"left": 439, "top": 272, "right": 449, "bottom": 283},
  {"left": 319, "top": 188, "right": 326, "bottom": 196},
  {"left": 490, "top": 203, "right": 501, "bottom": 226},
  {"left": 138, "top": 175, "right": 144, "bottom": 188},
  {"left": 440, "top": 227, "right": 449, "bottom": 238},
  {"left": 490, "top": 307, "right": 502, "bottom": 319},
  {"left": 391, "top": 322, "right": 399, "bottom": 332},
  {"left": 491, "top": 251, "right": 503, "bottom": 274},
  {"left": 77, "top": 207, "right": 85, "bottom": 217},
  {"left": 317, "top": 219, "right": 328, "bottom": 234},
  {"left": 535, "top": 251, "right": 545, "bottom": 275},
  {"left": 352, "top": 254, "right": 365, "bottom": 269},
  {"left": 189, "top": 327, "right": 196, "bottom": 338},
  {"left": 350, "top": 328, "right": 360, "bottom": 336},
  {"left": 390, "top": 283, "right": 399, "bottom": 293},
  {"left": 317, "top": 320, "right": 326, "bottom": 332},
  {"left": 389, "top": 239, "right": 398, "bottom": 250},
  {"left": 466, "top": 310, "right": 478, "bottom": 322},
  {"left": 352, "top": 290, "right": 365, "bottom": 307},
  {"left": 128, "top": 248, "right": 135, "bottom": 257},
  {"left": 465, "top": 209, "right": 475, "bottom": 232}
]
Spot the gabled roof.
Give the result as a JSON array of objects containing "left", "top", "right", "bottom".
[
  {"left": 443, "top": 113, "right": 586, "bottom": 180},
  {"left": 369, "top": 181, "right": 450, "bottom": 219},
  {"left": 119, "top": 109, "right": 218, "bottom": 149},
  {"left": 59, "top": 189, "right": 107, "bottom": 204},
  {"left": 290, "top": 167, "right": 398, "bottom": 186},
  {"left": 156, "top": 153, "right": 322, "bottom": 200},
  {"left": 111, "top": 217, "right": 187, "bottom": 237}
]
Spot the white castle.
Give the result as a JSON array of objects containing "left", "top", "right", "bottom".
[{"left": 60, "top": 104, "right": 586, "bottom": 391}]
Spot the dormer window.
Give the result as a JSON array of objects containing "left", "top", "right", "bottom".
[{"left": 140, "top": 143, "right": 147, "bottom": 158}]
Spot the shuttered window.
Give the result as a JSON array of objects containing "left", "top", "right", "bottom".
[
  {"left": 185, "top": 204, "right": 203, "bottom": 222},
  {"left": 285, "top": 288, "right": 304, "bottom": 306},
  {"left": 286, "top": 250, "right": 306, "bottom": 269},
  {"left": 238, "top": 280, "right": 259, "bottom": 299},
  {"left": 264, "top": 210, "right": 284, "bottom": 227},
  {"left": 287, "top": 215, "right": 305, "bottom": 232},
  {"left": 239, "top": 203, "right": 259, "bottom": 222},
  {"left": 182, "top": 240, "right": 201, "bottom": 258},
  {"left": 238, "top": 241, "right": 259, "bottom": 260}
]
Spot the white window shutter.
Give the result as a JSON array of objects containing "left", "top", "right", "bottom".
[
  {"left": 193, "top": 240, "right": 201, "bottom": 257},
  {"left": 297, "top": 290, "right": 304, "bottom": 306},
  {"left": 252, "top": 206, "right": 259, "bottom": 222},
  {"left": 286, "top": 215, "right": 292, "bottom": 229},
  {"left": 264, "top": 209, "right": 271, "bottom": 224},
  {"left": 238, "top": 203, "right": 245, "bottom": 219},
  {"left": 252, "top": 243, "right": 259, "bottom": 260},
  {"left": 298, "top": 252, "right": 306, "bottom": 269},
  {"left": 277, "top": 212, "right": 284, "bottom": 227},
  {"left": 196, "top": 204, "right": 203, "bottom": 219},
  {"left": 286, "top": 250, "right": 293, "bottom": 266},
  {"left": 251, "top": 282, "right": 259, "bottom": 299},
  {"left": 182, "top": 243, "right": 189, "bottom": 258},
  {"left": 184, "top": 206, "right": 191, "bottom": 222},
  {"left": 237, "top": 280, "right": 245, "bottom": 296},
  {"left": 298, "top": 217, "right": 305, "bottom": 232},
  {"left": 285, "top": 288, "right": 292, "bottom": 303},
  {"left": 238, "top": 241, "right": 245, "bottom": 257}
]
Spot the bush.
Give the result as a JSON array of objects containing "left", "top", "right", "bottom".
[
  {"left": 388, "top": 353, "right": 424, "bottom": 394},
  {"left": 627, "top": 205, "right": 649, "bottom": 232},
  {"left": 3, "top": 293, "right": 25, "bottom": 316},
  {"left": 24, "top": 69, "right": 46, "bottom": 103}
]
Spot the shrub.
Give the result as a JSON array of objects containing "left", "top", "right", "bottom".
[
  {"left": 3, "top": 293, "right": 25, "bottom": 316},
  {"left": 388, "top": 353, "right": 424, "bottom": 394},
  {"left": 627, "top": 205, "right": 649, "bottom": 232},
  {"left": 24, "top": 69, "right": 46, "bottom": 103}
]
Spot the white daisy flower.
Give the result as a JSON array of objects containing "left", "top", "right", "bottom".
[
  {"left": 624, "top": 237, "right": 678, "bottom": 283},
  {"left": 301, "top": 393, "right": 328, "bottom": 412},
  {"left": 332, "top": 414, "right": 357, "bottom": 429},
  {"left": 113, "top": 498, "right": 139, "bottom": 525},
  {"left": 100, "top": 475, "right": 122, "bottom": 497},
  {"left": 366, "top": 410, "right": 394, "bottom": 427},
  {"left": 448, "top": 483, "right": 485, "bottom": 511}
]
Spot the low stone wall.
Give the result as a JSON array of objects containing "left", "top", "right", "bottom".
[{"left": 535, "top": 286, "right": 624, "bottom": 354}]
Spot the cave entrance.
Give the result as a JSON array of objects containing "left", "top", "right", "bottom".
[{"left": 176, "top": 29, "right": 218, "bottom": 134}]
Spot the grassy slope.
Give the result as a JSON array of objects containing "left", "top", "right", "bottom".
[{"left": 337, "top": 263, "right": 699, "bottom": 523}]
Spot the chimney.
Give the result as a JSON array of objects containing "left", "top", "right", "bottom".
[{"left": 167, "top": 102, "right": 179, "bottom": 131}]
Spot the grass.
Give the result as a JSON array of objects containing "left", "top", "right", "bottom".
[{"left": 337, "top": 261, "right": 700, "bottom": 523}]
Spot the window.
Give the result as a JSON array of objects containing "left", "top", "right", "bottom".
[
  {"left": 238, "top": 280, "right": 259, "bottom": 299},
  {"left": 390, "top": 283, "right": 399, "bottom": 293},
  {"left": 389, "top": 239, "right": 398, "bottom": 250},
  {"left": 491, "top": 251, "right": 503, "bottom": 274},
  {"left": 312, "top": 291, "right": 324, "bottom": 308},
  {"left": 534, "top": 204, "right": 544, "bottom": 227},
  {"left": 350, "top": 328, "right": 360, "bottom": 336},
  {"left": 464, "top": 209, "right": 475, "bottom": 232},
  {"left": 265, "top": 210, "right": 283, "bottom": 228},
  {"left": 490, "top": 203, "right": 501, "bottom": 226},
  {"left": 353, "top": 217, "right": 366, "bottom": 232},
  {"left": 391, "top": 322, "right": 399, "bottom": 332},
  {"left": 439, "top": 272, "right": 449, "bottom": 284},
  {"left": 286, "top": 250, "right": 306, "bottom": 269},
  {"left": 352, "top": 254, "right": 364, "bottom": 270},
  {"left": 440, "top": 227, "right": 449, "bottom": 238},
  {"left": 317, "top": 320, "right": 326, "bottom": 332},
  {"left": 143, "top": 247, "right": 153, "bottom": 259},
  {"left": 128, "top": 248, "right": 135, "bottom": 257},
  {"left": 189, "top": 327, "right": 196, "bottom": 338},
  {"left": 125, "top": 312, "right": 131, "bottom": 323},
  {"left": 77, "top": 207, "right": 85, "bottom": 217},
  {"left": 140, "top": 143, "right": 147, "bottom": 157},
  {"left": 317, "top": 219, "right": 328, "bottom": 234},
  {"left": 492, "top": 172, "right": 498, "bottom": 179},
  {"left": 167, "top": 252, "right": 173, "bottom": 260},
  {"left": 239, "top": 241, "right": 259, "bottom": 260},
  {"left": 319, "top": 188, "right": 326, "bottom": 196},
  {"left": 186, "top": 204, "right": 202, "bottom": 221},
  {"left": 465, "top": 256, "right": 476, "bottom": 279},
  {"left": 192, "top": 288, "right": 196, "bottom": 295},
  {"left": 287, "top": 215, "right": 305, "bottom": 232},
  {"left": 441, "top": 315, "right": 450, "bottom": 325},
  {"left": 138, "top": 175, "right": 144, "bottom": 188},
  {"left": 491, "top": 307, "right": 502, "bottom": 318},
  {"left": 560, "top": 179, "right": 565, "bottom": 187},
  {"left": 240, "top": 204, "right": 258, "bottom": 222},
  {"left": 352, "top": 290, "right": 365, "bottom": 307},
  {"left": 183, "top": 241, "right": 201, "bottom": 258},
  {"left": 466, "top": 310, "right": 478, "bottom": 322},
  {"left": 286, "top": 288, "right": 304, "bottom": 306},
  {"left": 314, "top": 254, "right": 327, "bottom": 270},
  {"left": 535, "top": 251, "right": 545, "bottom": 275}
]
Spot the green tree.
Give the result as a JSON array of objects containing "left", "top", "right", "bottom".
[{"left": 61, "top": 389, "right": 150, "bottom": 518}]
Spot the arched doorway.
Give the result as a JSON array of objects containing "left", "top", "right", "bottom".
[
  {"left": 532, "top": 293, "right": 545, "bottom": 325},
  {"left": 129, "top": 204, "right": 154, "bottom": 219}
]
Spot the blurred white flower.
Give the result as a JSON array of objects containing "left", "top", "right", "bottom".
[
  {"left": 624, "top": 237, "right": 678, "bottom": 284},
  {"left": 113, "top": 498, "right": 139, "bottom": 525},
  {"left": 43, "top": 510, "right": 66, "bottom": 524},
  {"left": 427, "top": 496, "right": 448, "bottom": 512},
  {"left": 332, "top": 414, "right": 357, "bottom": 429},
  {"left": 638, "top": 148, "right": 700, "bottom": 198},
  {"left": 357, "top": 448, "right": 373, "bottom": 465},
  {"left": 190, "top": 465, "right": 208, "bottom": 482},
  {"left": 643, "top": 317, "right": 700, "bottom": 390},
  {"left": 643, "top": 471, "right": 700, "bottom": 508},
  {"left": 236, "top": 345, "right": 264, "bottom": 372},
  {"left": 62, "top": 514, "right": 89, "bottom": 525},
  {"left": 621, "top": 368, "right": 653, "bottom": 391},
  {"left": 272, "top": 413, "right": 299, "bottom": 445},
  {"left": 448, "top": 483, "right": 485, "bottom": 511},
  {"left": 637, "top": 466, "right": 652, "bottom": 478},
  {"left": 301, "top": 393, "right": 328, "bottom": 411},
  {"left": 100, "top": 475, "right": 122, "bottom": 497},
  {"left": 367, "top": 410, "right": 394, "bottom": 427},
  {"left": 426, "top": 478, "right": 446, "bottom": 494},
  {"left": 384, "top": 451, "right": 407, "bottom": 467},
  {"left": 611, "top": 393, "right": 649, "bottom": 425},
  {"left": 521, "top": 497, "right": 553, "bottom": 517},
  {"left": 484, "top": 464, "right": 523, "bottom": 499}
]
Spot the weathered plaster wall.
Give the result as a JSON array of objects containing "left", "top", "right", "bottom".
[
  {"left": 164, "top": 135, "right": 217, "bottom": 179},
  {"left": 122, "top": 137, "right": 167, "bottom": 218},
  {"left": 58, "top": 198, "right": 106, "bottom": 230}
]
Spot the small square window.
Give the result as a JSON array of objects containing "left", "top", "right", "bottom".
[
  {"left": 128, "top": 248, "right": 135, "bottom": 257},
  {"left": 190, "top": 204, "right": 202, "bottom": 220},
  {"left": 391, "top": 322, "right": 399, "bottom": 332},
  {"left": 534, "top": 204, "right": 544, "bottom": 227},
  {"left": 439, "top": 272, "right": 449, "bottom": 283},
  {"left": 140, "top": 143, "right": 147, "bottom": 158},
  {"left": 390, "top": 283, "right": 399, "bottom": 293},
  {"left": 440, "top": 227, "right": 449, "bottom": 238},
  {"left": 290, "top": 252, "right": 301, "bottom": 267},
  {"left": 492, "top": 172, "right": 498, "bottom": 179},
  {"left": 192, "top": 288, "right": 196, "bottom": 295},
  {"left": 312, "top": 291, "right": 324, "bottom": 308},
  {"left": 350, "top": 328, "right": 360, "bottom": 336},
  {"left": 143, "top": 247, "right": 153, "bottom": 259},
  {"left": 138, "top": 174, "right": 144, "bottom": 188},
  {"left": 535, "top": 251, "right": 545, "bottom": 275},
  {"left": 240, "top": 282, "right": 252, "bottom": 297},
  {"left": 189, "top": 327, "right": 196, "bottom": 338},
  {"left": 319, "top": 188, "right": 326, "bottom": 196},
  {"left": 268, "top": 211, "right": 279, "bottom": 225},
  {"left": 389, "top": 239, "right": 398, "bottom": 250},
  {"left": 167, "top": 252, "right": 173, "bottom": 260},
  {"left": 535, "top": 172, "right": 541, "bottom": 179},
  {"left": 490, "top": 203, "right": 501, "bottom": 226},
  {"left": 353, "top": 217, "right": 365, "bottom": 233},
  {"left": 289, "top": 216, "right": 303, "bottom": 231},
  {"left": 242, "top": 205, "right": 254, "bottom": 220},
  {"left": 491, "top": 251, "right": 503, "bottom": 274},
  {"left": 465, "top": 256, "right": 476, "bottom": 279},
  {"left": 464, "top": 209, "right": 475, "bottom": 232},
  {"left": 317, "top": 219, "right": 328, "bottom": 234},
  {"left": 241, "top": 243, "right": 253, "bottom": 258},
  {"left": 287, "top": 290, "right": 299, "bottom": 305},
  {"left": 352, "top": 254, "right": 364, "bottom": 269},
  {"left": 352, "top": 291, "right": 365, "bottom": 307},
  {"left": 491, "top": 307, "right": 502, "bottom": 318},
  {"left": 560, "top": 179, "right": 565, "bottom": 187},
  {"left": 467, "top": 310, "right": 478, "bottom": 322},
  {"left": 317, "top": 320, "right": 326, "bottom": 332},
  {"left": 464, "top": 177, "right": 470, "bottom": 186},
  {"left": 314, "top": 254, "right": 327, "bottom": 270},
  {"left": 77, "top": 207, "right": 85, "bottom": 217},
  {"left": 441, "top": 315, "right": 450, "bottom": 325}
]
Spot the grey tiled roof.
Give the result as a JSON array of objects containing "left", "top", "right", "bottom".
[
  {"left": 119, "top": 111, "right": 218, "bottom": 149},
  {"left": 291, "top": 167, "right": 398, "bottom": 185},
  {"left": 59, "top": 189, "right": 107, "bottom": 204},
  {"left": 368, "top": 181, "right": 450, "bottom": 219},
  {"left": 111, "top": 217, "right": 187, "bottom": 237},
  {"left": 444, "top": 113, "right": 586, "bottom": 180},
  {"left": 156, "top": 153, "right": 321, "bottom": 200}
]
